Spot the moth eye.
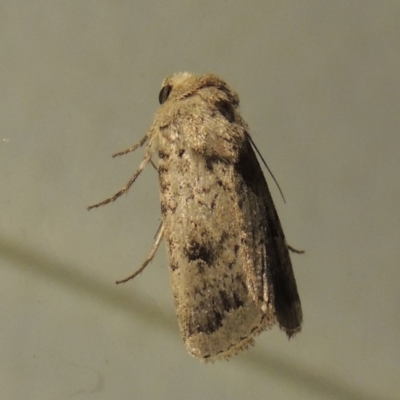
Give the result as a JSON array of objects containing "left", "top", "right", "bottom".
[{"left": 159, "top": 85, "right": 172, "bottom": 104}]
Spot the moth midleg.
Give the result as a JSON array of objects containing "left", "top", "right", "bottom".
[{"left": 87, "top": 149, "right": 153, "bottom": 210}]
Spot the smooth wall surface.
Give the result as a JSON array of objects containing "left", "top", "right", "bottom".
[{"left": 1, "top": 2, "right": 399, "bottom": 399}]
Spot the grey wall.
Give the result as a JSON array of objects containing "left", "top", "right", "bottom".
[{"left": 1, "top": 1, "right": 399, "bottom": 399}]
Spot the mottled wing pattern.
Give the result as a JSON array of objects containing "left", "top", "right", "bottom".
[
  {"left": 158, "top": 97, "right": 275, "bottom": 359},
  {"left": 157, "top": 81, "right": 301, "bottom": 360},
  {"left": 89, "top": 72, "right": 302, "bottom": 362}
]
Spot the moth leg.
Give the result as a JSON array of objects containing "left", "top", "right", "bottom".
[
  {"left": 116, "top": 223, "right": 164, "bottom": 284},
  {"left": 150, "top": 159, "right": 158, "bottom": 172},
  {"left": 288, "top": 245, "right": 304, "bottom": 254},
  {"left": 153, "top": 220, "right": 163, "bottom": 239},
  {"left": 112, "top": 134, "right": 148, "bottom": 158},
  {"left": 87, "top": 150, "right": 152, "bottom": 210}
]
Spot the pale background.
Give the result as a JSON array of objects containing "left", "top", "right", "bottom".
[{"left": 1, "top": 2, "right": 399, "bottom": 399}]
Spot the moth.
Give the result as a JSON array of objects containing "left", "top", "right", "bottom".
[{"left": 89, "top": 73, "right": 302, "bottom": 361}]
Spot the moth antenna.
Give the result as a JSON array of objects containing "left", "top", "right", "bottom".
[{"left": 246, "top": 133, "right": 286, "bottom": 203}]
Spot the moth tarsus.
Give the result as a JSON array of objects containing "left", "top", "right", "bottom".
[
  {"left": 288, "top": 245, "right": 305, "bottom": 254},
  {"left": 115, "top": 224, "right": 164, "bottom": 285}
]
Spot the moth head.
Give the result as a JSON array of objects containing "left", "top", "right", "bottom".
[{"left": 159, "top": 72, "right": 240, "bottom": 106}]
